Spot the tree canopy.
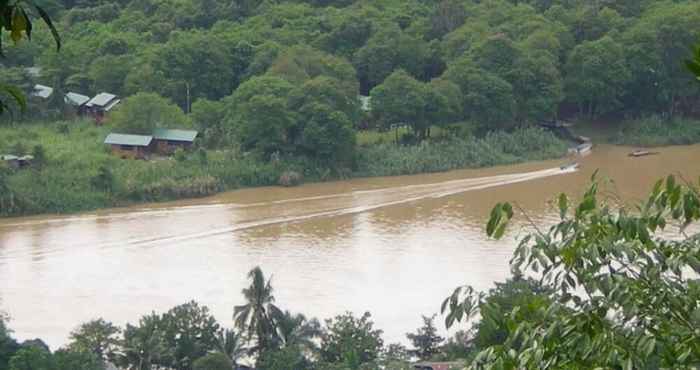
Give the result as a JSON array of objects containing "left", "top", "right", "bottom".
[{"left": 443, "top": 175, "right": 700, "bottom": 368}]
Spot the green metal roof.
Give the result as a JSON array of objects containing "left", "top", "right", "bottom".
[
  {"left": 152, "top": 128, "right": 198, "bottom": 142},
  {"left": 65, "top": 92, "right": 90, "bottom": 106},
  {"left": 104, "top": 133, "right": 153, "bottom": 147}
]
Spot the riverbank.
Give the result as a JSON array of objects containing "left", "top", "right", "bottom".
[
  {"left": 0, "top": 121, "right": 568, "bottom": 217},
  {"left": 611, "top": 116, "right": 700, "bottom": 147},
  {"left": 571, "top": 116, "right": 700, "bottom": 147}
]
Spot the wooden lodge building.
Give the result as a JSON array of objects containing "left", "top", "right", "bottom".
[
  {"left": 64, "top": 92, "right": 91, "bottom": 116},
  {"left": 104, "top": 133, "right": 154, "bottom": 160},
  {"left": 104, "top": 129, "right": 198, "bottom": 159},
  {"left": 1, "top": 154, "right": 34, "bottom": 169},
  {"left": 152, "top": 128, "right": 199, "bottom": 155},
  {"left": 86, "top": 93, "right": 121, "bottom": 124}
]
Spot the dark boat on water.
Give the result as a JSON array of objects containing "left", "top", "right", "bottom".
[{"left": 629, "top": 150, "right": 660, "bottom": 157}]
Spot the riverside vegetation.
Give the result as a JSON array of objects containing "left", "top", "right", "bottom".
[
  {"left": 1, "top": 176, "right": 698, "bottom": 369},
  {"left": 0, "top": 121, "right": 566, "bottom": 217},
  {"left": 3, "top": 0, "right": 700, "bottom": 215}
]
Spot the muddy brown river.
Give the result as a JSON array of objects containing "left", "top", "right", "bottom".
[{"left": 1, "top": 144, "right": 699, "bottom": 348}]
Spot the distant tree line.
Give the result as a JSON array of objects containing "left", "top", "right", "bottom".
[{"left": 0, "top": 265, "right": 480, "bottom": 370}]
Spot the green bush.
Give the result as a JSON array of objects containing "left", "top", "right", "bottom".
[
  {"left": 354, "top": 127, "right": 567, "bottom": 177},
  {"left": 612, "top": 116, "right": 700, "bottom": 147},
  {"left": 192, "top": 352, "right": 231, "bottom": 370}
]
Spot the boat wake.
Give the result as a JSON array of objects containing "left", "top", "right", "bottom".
[
  {"left": 0, "top": 165, "right": 578, "bottom": 259},
  {"left": 114, "top": 166, "right": 577, "bottom": 248}
]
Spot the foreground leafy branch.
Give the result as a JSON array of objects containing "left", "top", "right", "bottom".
[
  {"left": 444, "top": 175, "right": 700, "bottom": 369},
  {"left": 0, "top": 0, "right": 60, "bottom": 115}
]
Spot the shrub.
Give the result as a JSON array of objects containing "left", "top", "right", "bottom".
[
  {"left": 278, "top": 170, "right": 302, "bottom": 187},
  {"left": 193, "top": 352, "right": 231, "bottom": 370},
  {"left": 612, "top": 116, "right": 700, "bottom": 146}
]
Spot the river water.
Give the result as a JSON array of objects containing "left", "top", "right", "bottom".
[{"left": 1, "top": 144, "right": 699, "bottom": 348}]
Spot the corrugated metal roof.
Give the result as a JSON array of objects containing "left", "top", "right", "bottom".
[
  {"left": 103, "top": 98, "right": 121, "bottom": 112},
  {"left": 86, "top": 93, "right": 118, "bottom": 108},
  {"left": 1, "top": 155, "right": 19, "bottom": 161},
  {"left": 359, "top": 95, "right": 371, "bottom": 111},
  {"left": 152, "top": 128, "right": 198, "bottom": 142},
  {"left": 31, "top": 84, "right": 54, "bottom": 99},
  {"left": 65, "top": 92, "right": 90, "bottom": 106},
  {"left": 104, "top": 133, "right": 153, "bottom": 146},
  {"left": 25, "top": 67, "right": 41, "bottom": 77}
]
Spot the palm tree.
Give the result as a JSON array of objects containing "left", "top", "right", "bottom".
[
  {"left": 233, "top": 266, "right": 283, "bottom": 354},
  {"left": 275, "top": 311, "right": 322, "bottom": 353},
  {"left": 216, "top": 329, "right": 247, "bottom": 368}
]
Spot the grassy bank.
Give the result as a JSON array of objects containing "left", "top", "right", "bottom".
[
  {"left": 0, "top": 121, "right": 567, "bottom": 217},
  {"left": 611, "top": 116, "right": 700, "bottom": 147},
  {"left": 355, "top": 128, "right": 568, "bottom": 177}
]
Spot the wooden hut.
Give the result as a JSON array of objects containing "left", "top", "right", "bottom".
[
  {"left": 1, "top": 155, "right": 20, "bottom": 169},
  {"left": 86, "top": 93, "right": 121, "bottom": 124},
  {"left": 64, "top": 92, "right": 91, "bottom": 116},
  {"left": 104, "top": 133, "right": 153, "bottom": 160},
  {"left": 152, "top": 128, "right": 198, "bottom": 155}
]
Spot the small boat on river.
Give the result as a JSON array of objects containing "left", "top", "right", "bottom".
[
  {"left": 575, "top": 143, "right": 592, "bottom": 155},
  {"left": 560, "top": 162, "right": 580, "bottom": 171},
  {"left": 629, "top": 150, "right": 660, "bottom": 158}
]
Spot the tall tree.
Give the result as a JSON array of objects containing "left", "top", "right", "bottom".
[
  {"left": 160, "top": 301, "right": 220, "bottom": 370},
  {"left": 319, "top": 312, "right": 384, "bottom": 369},
  {"left": 111, "top": 93, "right": 189, "bottom": 135},
  {"left": 564, "top": 36, "right": 630, "bottom": 118},
  {"left": 275, "top": 311, "right": 321, "bottom": 352},
  {"left": 233, "top": 267, "right": 284, "bottom": 355},
  {"left": 406, "top": 315, "right": 444, "bottom": 361},
  {"left": 68, "top": 318, "right": 121, "bottom": 364},
  {"left": 215, "top": 329, "right": 247, "bottom": 369}
]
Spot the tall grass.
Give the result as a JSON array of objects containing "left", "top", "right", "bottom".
[
  {"left": 354, "top": 127, "right": 568, "bottom": 177},
  {"left": 612, "top": 116, "right": 700, "bottom": 147},
  {"left": 0, "top": 122, "right": 567, "bottom": 217}
]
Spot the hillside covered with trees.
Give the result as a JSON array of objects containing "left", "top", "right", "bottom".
[{"left": 1, "top": 0, "right": 700, "bottom": 216}]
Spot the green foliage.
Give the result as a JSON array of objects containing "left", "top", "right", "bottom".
[
  {"left": 613, "top": 116, "right": 700, "bottom": 147},
  {"left": 190, "top": 99, "right": 229, "bottom": 148},
  {"left": 686, "top": 42, "right": 700, "bottom": 82},
  {"left": 370, "top": 69, "right": 458, "bottom": 140},
  {"left": 565, "top": 36, "right": 630, "bottom": 117},
  {"left": 214, "top": 329, "right": 246, "bottom": 368},
  {"left": 0, "top": 0, "right": 59, "bottom": 116},
  {"left": 257, "top": 346, "right": 311, "bottom": 370},
  {"left": 53, "top": 349, "right": 104, "bottom": 370},
  {"left": 31, "top": 145, "right": 46, "bottom": 168},
  {"left": 233, "top": 267, "right": 284, "bottom": 355},
  {"left": 0, "top": 317, "right": 20, "bottom": 370},
  {"left": 160, "top": 301, "right": 220, "bottom": 370},
  {"left": 319, "top": 312, "right": 384, "bottom": 369},
  {"left": 117, "top": 302, "right": 220, "bottom": 370},
  {"left": 90, "top": 166, "right": 114, "bottom": 193},
  {"left": 444, "top": 176, "right": 700, "bottom": 368},
  {"left": 68, "top": 318, "right": 120, "bottom": 363},
  {"left": 355, "top": 127, "right": 568, "bottom": 177},
  {"left": 8, "top": 346, "right": 53, "bottom": 370},
  {"left": 192, "top": 352, "right": 231, "bottom": 370},
  {"left": 406, "top": 315, "right": 444, "bottom": 360},
  {"left": 111, "top": 93, "right": 189, "bottom": 135}
]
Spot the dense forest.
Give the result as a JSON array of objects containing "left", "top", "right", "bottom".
[
  {"left": 4, "top": 0, "right": 700, "bottom": 139},
  {"left": 1, "top": 0, "right": 700, "bottom": 216}
]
